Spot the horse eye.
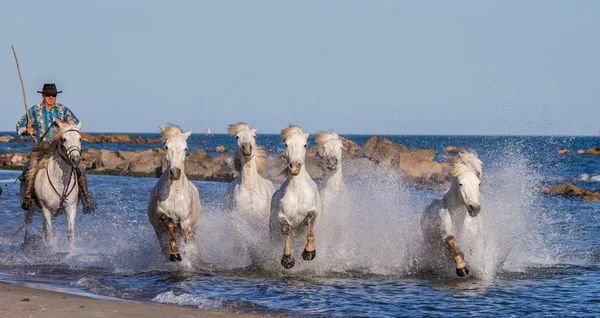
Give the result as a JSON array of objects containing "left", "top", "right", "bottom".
[
  {"left": 459, "top": 183, "right": 463, "bottom": 187},
  {"left": 165, "top": 146, "right": 169, "bottom": 150},
  {"left": 185, "top": 148, "right": 188, "bottom": 151},
  {"left": 285, "top": 143, "right": 288, "bottom": 148},
  {"left": 479, "top": 182, "right": 481, "bottom": 186},
  {"left": 236, "top": 136, "right": 239, "bottom": 139},
  {"left": 304, "top": 144, "right": 307, "bottom": 148},
  {"left": 62, "top": 138, "right": 66, "bottom": 142},
  {"left": 253, "top": 135, "right": 256, "bottom": 139}
]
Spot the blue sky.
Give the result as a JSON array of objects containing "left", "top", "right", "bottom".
[{"left": 1, "top": 1, "right": 598, "bottom": 135}]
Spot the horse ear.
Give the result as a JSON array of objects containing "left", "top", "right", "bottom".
[
  {"left": 76, "top": 122, "right": 82, "bottom": 130},
  {"left": 304, "top": 133, "right": 309, "bottom": 140},
  {"left": 251, "top": 128, "right": 258, "bottom": 135},
  {"left": 183, "top": 130, "right": 192, "bottom": 140}
]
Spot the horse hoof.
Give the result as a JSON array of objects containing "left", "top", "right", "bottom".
[
  {"left": 281, "top": 255, "right": 295, "bottom": 269},
  {"left": 456, "top": 267, "right": 470, "bottom": 277},
  {"left": 302, "top": 249, "right": 316, "bottom": 261},
  {"left": 169, "top": 253, "right": 182, "bottom": 262}
]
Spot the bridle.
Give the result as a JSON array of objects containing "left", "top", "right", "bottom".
[{"left": 48, "top": 129, "right": 81, "bottom": 212}]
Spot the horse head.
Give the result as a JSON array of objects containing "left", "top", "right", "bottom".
[
  {"left": 315, "top": 131, "right": 343, "bottom": 171},
  {"left": 449, "top": 149, "right": 483, "bottom": 217},
  {"left": 281, "top": 125, "right": 309, "bottom": 177},
  {"left": 57, "top": 121, "right": 83, "bottom": 166},
  {"left": 228, "top": 123, "right": 257, "bottom": 159},
  {"left": 161, "top": 125, "right": 191, "bottom": 181}
]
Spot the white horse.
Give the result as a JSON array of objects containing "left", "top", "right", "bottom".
[
  {"left": 223, "top": 123, "right": 274, "bottom": 219},
  {"left": 21, "top": 122, "right": 83, "bottom": 246},
  {"left": 420, "top": 149, "right": 483, "bottom": 277},
  {"left": 315, "top": 131, "right": 347, "bottom": 208},
  {"left": 269, "top": 125, "right": 322, "bottom": 269},
  {"left": 148, "top": 125, "right": 201, "bottom": 262}
]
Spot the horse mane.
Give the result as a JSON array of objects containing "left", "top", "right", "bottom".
[
  {"left": 280, "top": 125, "right": 303, "bottom": 142},
  {"left": 27, "top": 125, "right": 79, "bottom": 181},
  {"left": 33, "top": 125, "right": 79, "bottom": 163},
  {"left": 227, "top": 122, "right": 250, "bottom": 136},
  {"left": 234, "top": 146, "right": 267, "bottom": 173},
  {"left": 449, "top": 149, "right": 483, "bottom": 179},
  {"left": 315, "top": 131, "right": 339, "bottom": 146},
  {"left": 161, "top": 124, "right": 183, "bottom": 142}
]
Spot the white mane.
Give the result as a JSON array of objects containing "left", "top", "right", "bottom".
[
  {"left": 161, "top": 124, "right": 183, "bottom": 142},
  {"left": 315, "top": 131, "right": 339, "bottom": 146},
  {"left": 281, "top": 125, "right": 304, "bottom": 142},
  {"left": 449, "top": 149, "right": 483, "bottom": 179},
  {"left": 227, "top": 122, "right": 251, "bottom": 136}
]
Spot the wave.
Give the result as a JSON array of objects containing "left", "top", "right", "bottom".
[{"left": 152, "top": 290, "right": 222, "bottom": 309}]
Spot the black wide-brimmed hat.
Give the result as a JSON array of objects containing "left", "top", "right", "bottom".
[{"left": 37, "top": 83, "right": 63, "bottom": 95}]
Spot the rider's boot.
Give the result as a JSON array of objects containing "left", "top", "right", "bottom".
[
  {"left": 21, "top": 173, "right": 36, "bottom": 210},
  {"left": 76, "top": 167, "right": 97, "bottom": 214}
]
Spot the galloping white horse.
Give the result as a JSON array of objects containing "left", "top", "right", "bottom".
[
  {"left": 420, "top": 149, "right": 483, "bottom": 277},
  {"left": 269, "top": 125, "right": 322, "bottom": 269},
  {"left": 315, "top": 131, "right": 347, "bottom": 208},
  {"left": 148, "top": 125, "right": 201, "bottom": 262},
  {"left": 223, "top": 123, "right": 274, "bottom": 219},
  {"left": 21, "top": 122, "right": 83, "bottom": 246}
]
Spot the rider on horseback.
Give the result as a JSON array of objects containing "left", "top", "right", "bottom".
[{"left": 16, "top": 83, "right": 97, "bottom": 213}]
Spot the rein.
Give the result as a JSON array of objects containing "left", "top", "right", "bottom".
[{"left": 47, "top": 129, "right": 81, "bottom": 212}]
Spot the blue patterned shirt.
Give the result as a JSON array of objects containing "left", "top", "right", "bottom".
[{"left": 16, "top": 102, "right": 79, "bottom": 143}]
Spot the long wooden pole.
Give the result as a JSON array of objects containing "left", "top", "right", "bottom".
[{"left": 11, "top": 45, "right": 31, "bottom": 129}]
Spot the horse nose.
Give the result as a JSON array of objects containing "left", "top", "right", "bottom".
[
  {"left": 170, "top": 168, "right": 181, "bottom": 180},
  {"left": 326, "top": 157, "right": 338, "bottom": 170},
  {"left": 468, "top": 204, "right": 481, "bottom": 216},
  {"left": 242, "top": 143, "right": 252, "bottom": 156},
  {"left": 71, "top": 154, "right": 81, "bottom": 166},
  {"left": 289, "top": 162, "right": 302, "bottom": 176}
]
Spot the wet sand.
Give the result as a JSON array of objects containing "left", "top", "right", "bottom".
[{"left": 0, "top": 282, "right": 267, "bottom": 318}]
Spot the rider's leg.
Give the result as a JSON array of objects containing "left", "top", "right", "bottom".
[
  {"left": 76, "top": 163, "right": 97, "bottom": 214},
  {"left": 21, "top": 151, "right": 38, "bottom": 210}
]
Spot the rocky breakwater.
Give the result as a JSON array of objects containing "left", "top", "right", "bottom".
[
  {"left": 80, "top": 133, "right": 161, "bottom": 144},
  {"left": 0, "top": 136, "right": 451, "bottom": 189},
  {"left": 542, "top": 184, "right": 600, "bottom": 202}
]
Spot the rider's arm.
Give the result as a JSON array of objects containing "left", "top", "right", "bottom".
[
  {"left": 16, "top": 109, "right": 34, "bottom": 136},
  {"left": 62, "top": 107, "right": 80, "bottom": 125}
]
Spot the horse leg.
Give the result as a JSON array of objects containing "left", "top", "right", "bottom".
[
  {"left": 65, "top": 204, "right": 77, "bottom": 245},
  {"left": 182, "top": 220, "right": 194, "bottom": 245},
  {"left": 281, "top": 222, "right": 295, "bottom": 269},
  {"left": 446, "top": 235, "right": 470, "bottom": 277},
  {"left": 167, "top": 220, "right": 182, "bottom": 262},
  {"left": 302, "top": 211, "right": 316, "bottom": 261},
  {"left": 41, "top": 208, "right": 53, "bottom": 247}
]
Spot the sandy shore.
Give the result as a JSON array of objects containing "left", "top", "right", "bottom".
[{"left": 0, "top": 282, "right": 267, "bottom": 318}]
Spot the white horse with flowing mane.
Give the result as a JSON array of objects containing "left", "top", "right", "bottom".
[
  {"left": 315, "top": 131, "right": 347, "bottom": 208},
  {"left": 420, "top": 149, "right": 483, "bottom": 277},
  {"left": 269, "top": 125, "right": 322, "bottom": 269},
  {"left": 21, "top": 122, "right": 83, "bottom": 246},
  {"left": 148, "top": 125, "right": 201, "bottom": 262},
  {"left": 223, "top": 123, "right": 274, "bottom": 219}
]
